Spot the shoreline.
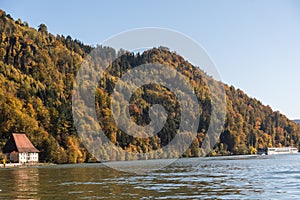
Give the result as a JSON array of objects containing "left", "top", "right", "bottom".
[
  {"left": 0, "top": 163, "right": 56, "bottom": 168},
  {"left": 1, "top": 153, "right": 299, "bottom": 169}
]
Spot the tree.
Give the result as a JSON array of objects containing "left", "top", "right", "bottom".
[{"left": 38, "top": 24, "right": 48, "bottom": 34}]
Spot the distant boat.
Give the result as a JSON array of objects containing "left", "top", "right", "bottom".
[{"left": 267, "top": 147, "right": 298, "bottom": 155}]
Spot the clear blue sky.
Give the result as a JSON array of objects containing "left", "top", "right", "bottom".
[{"left": 1, "top": 0, "right": 300, "bottom": 119}]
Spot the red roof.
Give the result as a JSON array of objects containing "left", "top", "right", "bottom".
[
  {"left": 13, "top": 133, "right": 39, "bottom": 153},
  {"left": 2, "top": 133, "right": 39, "bottom": 153}
]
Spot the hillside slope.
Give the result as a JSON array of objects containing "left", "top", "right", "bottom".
[
  {"left": 0, "top": 10, "right": 299, "bottom": 163},
  {"left": 293, "top": 120, "right": 300, "bottom": 125}
]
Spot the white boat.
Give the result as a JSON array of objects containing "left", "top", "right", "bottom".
[{"left": 267, "top": 147, "right": 298, "bottom": 155}]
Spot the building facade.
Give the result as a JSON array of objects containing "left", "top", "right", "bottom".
[{"left": 2, "top": 133, "right": 39, "bottom": 164}]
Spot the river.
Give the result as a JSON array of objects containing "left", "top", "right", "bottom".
[{"left": 1, "top": 154, "right": 300, "bottom": 199}]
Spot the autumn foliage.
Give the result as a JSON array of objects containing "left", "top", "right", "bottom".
[{"left": 0, "top": 10, "right": 299, "bottom": 163}]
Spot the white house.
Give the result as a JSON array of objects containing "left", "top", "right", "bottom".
[{"left": 2, "top": 133, "right": 39, "bottom": 164}]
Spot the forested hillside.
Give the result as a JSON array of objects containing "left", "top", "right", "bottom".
[
  {"left": 293, "top": 120, "right": 300, "bottom": 125},
  {"left": 0, "top": 10, "right": 299, "bottom": 163}
]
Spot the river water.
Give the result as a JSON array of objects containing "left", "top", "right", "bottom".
[{"left": 0, "top": 154, "right": 300, "bottom": 199}]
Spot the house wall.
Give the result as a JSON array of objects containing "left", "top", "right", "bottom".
[
  {"left": 9, "top": 152, "right": 19, "bottom": 163},
  {"left": 19, "top": 153, "right": 27, "bottom": 163},
  {"left": 18, "top": 152, "right": 39, "bottom": 163},
  {"left": 29, "top": 153, "right": 39, "bottom": 163}
]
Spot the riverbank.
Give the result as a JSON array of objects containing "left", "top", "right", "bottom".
[{"left": 0, "top": 163, "right": 56, "bottom": 168}]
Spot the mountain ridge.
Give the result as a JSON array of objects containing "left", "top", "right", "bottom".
[{"left": 293, "top": 120, "right": 300, "bottom": 125}]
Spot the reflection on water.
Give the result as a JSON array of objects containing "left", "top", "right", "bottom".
[
  {"left": 1, "top": 168, "right": 39, "bottom": 200},
  {"left": 14, "top": 168, "right": 39, "bottom": 199},
  {"left": 0, "top": 155, "right": 300, "bottom": 199}
]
